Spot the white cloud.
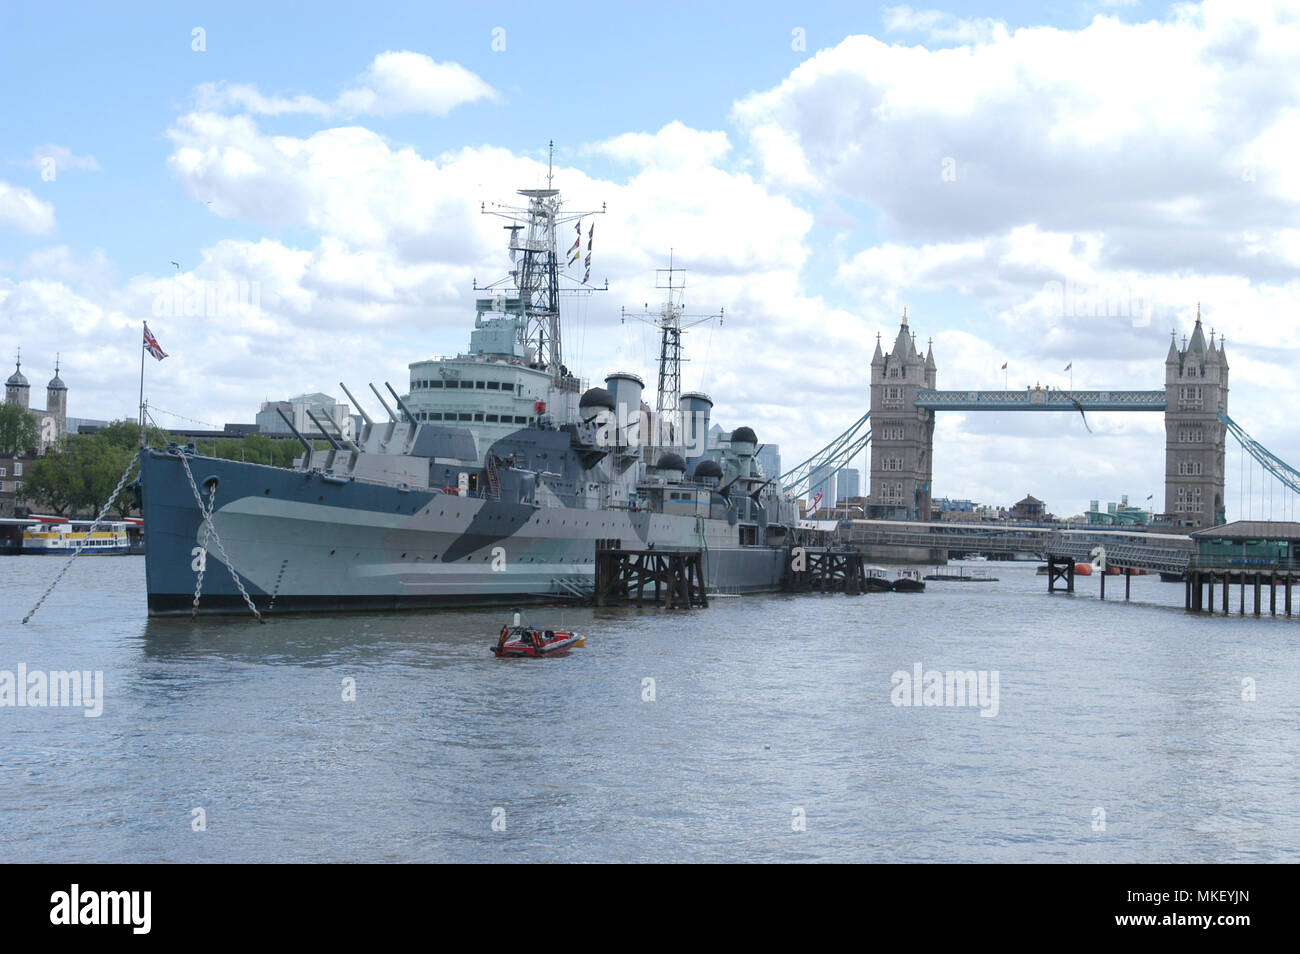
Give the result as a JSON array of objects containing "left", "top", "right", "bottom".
[
  {"left": 882, "top": 6, "right": 1008, "bottom": 45},
  {"left": 585, "top": 121, "right": 731, "bottom": 169},
  {"left": 194, "top": 83, "right": 333, "bottom": 117},
  {"left": 194, "top": 51, "right": 497, "bottom": 120},
  {"left": 337, "top": 51, "right": 498, "bottom": 117},
  {"left": 20, "top": 245, "right": 116, "bottom": 289},
  {"left": 735, "top": 1, "right": 1300, "bottom": 261},
  {"left": 0, "top": 180, "right": 56, "bottom": 235},
  {"left": 9, "top": 144, "right": 101, "bottom": 174}
]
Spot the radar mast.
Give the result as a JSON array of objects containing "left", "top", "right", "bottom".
[{"left": 478, "top": 141, "right": 606, "bottom": 386}]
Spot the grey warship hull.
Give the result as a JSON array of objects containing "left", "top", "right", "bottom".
[{"left": 140, "top": 448, "right": 787, "bottom": 615}]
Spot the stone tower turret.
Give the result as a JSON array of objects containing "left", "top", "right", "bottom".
[
  {"left": 868, "top": 312, "right": 935, "bottom": 519},
  {"left": 46, "top": 354, "right": 67, "bottom": 440},
  {"left": 1164, "top": 309, "right": 1227, "bottom": 529},
  {"left": 5, "top": 352, "right": 30, "bottom": 409}
]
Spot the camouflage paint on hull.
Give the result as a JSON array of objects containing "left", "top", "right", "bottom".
[{"left": 141, "top": 449, "right": 787, "bottom": 616}]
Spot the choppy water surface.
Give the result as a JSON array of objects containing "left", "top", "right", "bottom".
[{"left": 1, "top": 556, "right": 1297, "bottom": 862}]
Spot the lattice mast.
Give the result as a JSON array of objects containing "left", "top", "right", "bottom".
[
  {"left": 479, "top": 142, "right": 606, "bottom": 385},
  {"left": 622, "top": 254, "right": 723, "bottom": 448}
]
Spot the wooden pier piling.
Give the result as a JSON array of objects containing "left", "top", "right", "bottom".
[{"left": 594, "top": 548, "right": 708, "bottom": 609}]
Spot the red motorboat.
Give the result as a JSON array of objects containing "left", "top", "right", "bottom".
[{"left": 492, "top": 611, "right": 583, "bottom": 658}]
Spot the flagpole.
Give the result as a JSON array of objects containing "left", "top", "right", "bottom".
[{"left": 139, "top": 322, "right": 147, "bottom": 447}]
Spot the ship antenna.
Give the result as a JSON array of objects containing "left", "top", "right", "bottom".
[
  {"left": 622, "top": 253, "right": 724, "bottom": 453},
  {"left": 547, "top": 139, "right": 553, "bottom": 190}
]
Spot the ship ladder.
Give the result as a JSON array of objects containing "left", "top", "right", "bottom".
[
  {"left": 552, "top": 576, "right": 594, "bottom": 601},
  {"left": 485, "top": 455, "right": 502, "bottom": 501}
]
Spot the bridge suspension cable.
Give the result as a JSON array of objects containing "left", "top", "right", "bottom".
[
  {"left": 779, "top": 411, "right": 871, "bottom": 500},
  {"left": 1220, "top": 412, "right": 1300, "bottom": 522}
]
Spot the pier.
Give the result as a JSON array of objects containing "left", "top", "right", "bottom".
[
  {"left": 1184, "top": 568, "right": 1297, "bottom": 616},
  {"left": 782, "top": 546, "right": 867, "bottom": 595},
  {"left": 594, "top": 547, "right": 708, "bottom": 609}
]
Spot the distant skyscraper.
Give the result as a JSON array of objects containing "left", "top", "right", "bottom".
[
  {"left": 836, "top": 467, "right": 860, "bottom": 502},
  {"left": 756, "top": 443, "right": 781, "bottom": 481}
]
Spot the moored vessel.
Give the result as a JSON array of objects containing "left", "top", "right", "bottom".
[
  {"left": 22, "top": 519, "right": 131, "bottom": 555},
  {"left": 140, "top": 159, "right": 801, "bottom": 615}
]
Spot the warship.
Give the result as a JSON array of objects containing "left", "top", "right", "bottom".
[{"left": 139, "top": 166, "right": 799, "bottom": 614}]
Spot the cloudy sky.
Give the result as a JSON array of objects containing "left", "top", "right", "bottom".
[{"left": 3, "top": 0, "right": 1298, "bottom": 518}]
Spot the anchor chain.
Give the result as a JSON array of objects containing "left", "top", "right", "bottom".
[
  {"left": 22, "top": 453, "right": 140, "bottom": 624},
  {"left": 191, "top": 483, "right": 215, "bottom": 618},
  {"left": 177, "top": 451, "right": 263, "bottom": 622}
]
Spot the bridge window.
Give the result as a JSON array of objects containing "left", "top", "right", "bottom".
[
  {"left": 487, "top": 381, "right": 500, "bottom": 390},
  {"left": 429, "top": 380, "right": 443, "bottom": 388}
]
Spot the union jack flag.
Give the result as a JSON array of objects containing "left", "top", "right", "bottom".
[{"left": 143, "top": 323, "right": 168, "bottom": 361}]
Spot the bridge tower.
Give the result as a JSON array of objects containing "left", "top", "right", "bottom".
[
  {"left": 1164, "top": 311, "right": 1227, "bottom": 529},
  {"left": 868, "top": 313, "right": 935, "bottom": 519}
]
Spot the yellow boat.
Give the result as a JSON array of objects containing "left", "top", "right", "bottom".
[{"left": 21, "top": 521, "right": 131, "bottom": 555}]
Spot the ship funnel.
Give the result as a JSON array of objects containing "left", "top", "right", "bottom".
[
  {"left": 605, "top": 371, "right": 644, "bottom": 449},
  {"left": 679, "top": 391, "right": 712, "bottom": 469}
]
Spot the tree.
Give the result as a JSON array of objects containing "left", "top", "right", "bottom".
[
  {"left": 19, "top": 435, "right": 134, "bottom": 517},
  {"left": 0, "top": 403, "right": 39, "bottom": 457},
  {"left": 96, "top": 418, "right": 173, "bottom": 451}
]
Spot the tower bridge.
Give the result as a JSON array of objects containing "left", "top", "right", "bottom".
[
  {"left": 867, "top": 309, "right": 1228, "bottom": 528},
  {"left": 782, "top": 309, "right": 1232, "bottom": 530}
]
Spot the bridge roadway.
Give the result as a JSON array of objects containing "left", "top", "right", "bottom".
[
  {"left": 913, "top": 388, "right": 1169, "bottom": 412},
  {"left": 841, "top": 519, "right": 1195, "bottom": 574}
]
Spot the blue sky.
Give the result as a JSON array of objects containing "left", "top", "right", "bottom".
[{"left": 3, "top": 0, "right": 1299, "bottom": 517}]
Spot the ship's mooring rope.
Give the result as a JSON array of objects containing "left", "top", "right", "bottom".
[
  {"left": 177, "top": 451, "right": 263, "bottom": 622},
  {"left": 21, "top": 454, "right": 140, "bottom": 625}
]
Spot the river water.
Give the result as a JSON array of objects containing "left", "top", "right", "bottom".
[{"left": 1, "top": 556, "right": 1297, "bottom": 862}]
